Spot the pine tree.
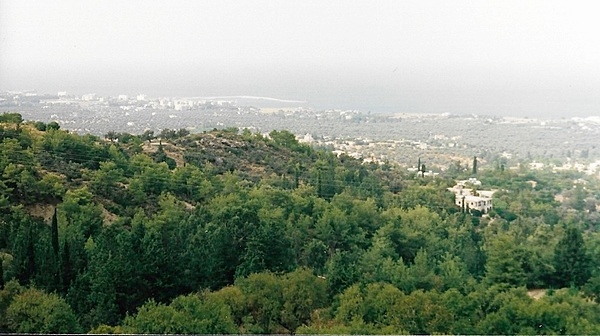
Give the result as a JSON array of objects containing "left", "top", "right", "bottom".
[
  {"left": 472, "top": 156, "right": 478, "bottom": 175},
  {"left": 554, "top": 226, "right": 591, "bottom": 287},
  {"left": 484, "top": 234, "right": 527, "bottom": 286}
]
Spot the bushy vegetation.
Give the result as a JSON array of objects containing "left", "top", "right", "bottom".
[{"left": 2, "top": 113, "right": 600, "bottom": 334}]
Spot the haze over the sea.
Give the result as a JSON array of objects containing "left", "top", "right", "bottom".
[{"left": 1, "top": 1, "right": 599, "bottom": 118}]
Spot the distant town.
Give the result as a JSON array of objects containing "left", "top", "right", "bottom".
[{"left": 3, "top": 90, "right": 600, "bottom": 175}]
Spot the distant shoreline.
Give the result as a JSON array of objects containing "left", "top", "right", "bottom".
[{"left": 2, "top": 89, "right": 600, "bottom": 120}]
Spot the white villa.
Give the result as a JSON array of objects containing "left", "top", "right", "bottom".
[{"left": 447, "top": 179, "right": 495, "bottom": 213}]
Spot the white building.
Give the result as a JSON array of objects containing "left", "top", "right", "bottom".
[
  {"left": 448, "top": 180, "right": 495, "bottom": 213},
  {"left": 298, "top": 133, "right": 314, "bottom": 143},
  {"left": 456, "top": 194, "right": 493, "bottom": 213},
  {"left": 529, "top": 161, "right": 545, "bottom": 170},
  {"left": 455, "top": 178, "right": 482, "bottom": 186},
  {"left": 81, "top": 93, "right": 97, "bottom": 101}
]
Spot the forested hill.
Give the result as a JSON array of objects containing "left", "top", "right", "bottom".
[{"left": 2, "top": 112, "right": 600, "bottom": 334}]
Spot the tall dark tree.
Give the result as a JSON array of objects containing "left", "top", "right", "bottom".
[
  {"left": 472, "top": 156, "right": 478, "bottom": 175},
  {"left": 293, "top": 163, "right": 301, "bottom": 189},
  {"left": 51, "top": 208, "right": 59, "bottom": 258},
  {"left": 49, "top": 207, "right": 61, "bottom": 291},
  {"left": 554, "top": 226, "right": 591, "bottom": 287},
  {"left": 0, "top": 255, "right": 4, "bottom": 290},
  {"left": 24, "top": 227, "right": 36, "bottom": 285},
  {"left": 61, "top": 241, "right": 72, "bottom": 293}
]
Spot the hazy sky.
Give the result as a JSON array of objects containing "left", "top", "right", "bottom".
[{"left": 1, "top": 1, "right": 599, "bottom": 117}]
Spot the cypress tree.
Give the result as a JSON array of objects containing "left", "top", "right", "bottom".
[
  {"left": 317, "top": 169, "right": 322, "bottom": 196},
  {"left": 51, "top": 207, "right": 62, "bottom": 291},
  {"left": 52, "top": 207, "right": 59, "bottom": 257},
  {"left": 61, "top": 241, "right": 72, "bottom": 293},
  {"left": 25, "top": 227, "right": 36, "bottom": 285},
  {"left": 472, "top": 156, "right": 478, "bottom": 175},
  {"left": 0, "top": 255, "right": 4, "bottom": 290},
  {"left": 294, "top": 163, "right": 300, "bottom": 189}
]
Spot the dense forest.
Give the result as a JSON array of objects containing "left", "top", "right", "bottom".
[{"left": 2, "top": 112, "right": 600, "bottom": 334}]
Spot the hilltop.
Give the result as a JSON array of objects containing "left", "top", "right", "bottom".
[{"left": 5, "top": 91, "right": 600, "bottom": 172}]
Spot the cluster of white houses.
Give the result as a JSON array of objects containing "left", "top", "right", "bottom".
[{"left": 447, "top": 178, "right": 496, "bottom": 214}]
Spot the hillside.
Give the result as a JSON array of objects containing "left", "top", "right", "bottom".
[{"left": 2, "top": 112, "right": 600, "bottom": 334}]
